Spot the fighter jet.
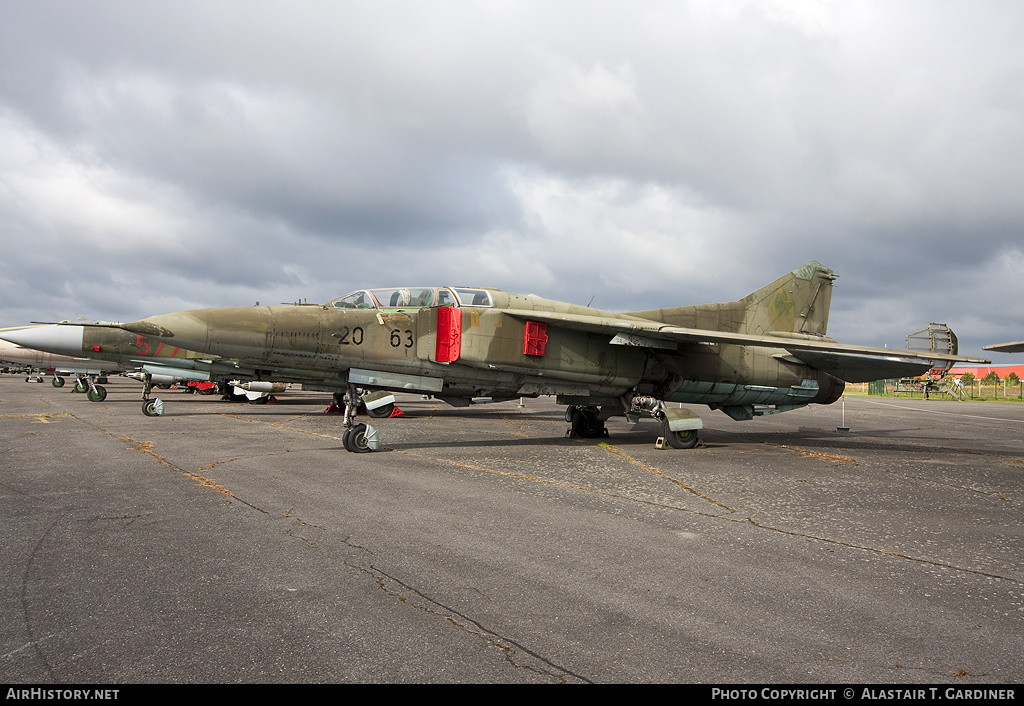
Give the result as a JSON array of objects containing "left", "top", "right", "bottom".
[
  {"left": 0, "top": 324, "right": 281, "bottom": 413},
  {"left": 0, "top": 326, "right": 127, "bottom": 396},
  {"left": 15, "top": 262, "right": 989, "bottom": 451},
  {"left": 984, "top": 341, "right": 1024, "bottom": 354}
]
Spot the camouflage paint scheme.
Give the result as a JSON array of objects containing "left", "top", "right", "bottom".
[
  {"left": 118, "top": 262, "right": 985, "bottom": 429},
  {"left": 2, "top": 262, "right": 988, "bottom": 446}
]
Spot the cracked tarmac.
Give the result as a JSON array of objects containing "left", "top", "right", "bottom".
[{"left": 1, "top": 376, "right": 1021, "bottom": 683}]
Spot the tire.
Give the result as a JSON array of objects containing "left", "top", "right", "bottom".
[
  {"left": 142, "top": 399, "right": 164, "bottom": 417},
  {"left": 571, "top": 408, "right": 605, "bottom": 438},
  {"left": 347, "top": 423, "right": 373, "bottom": 453},
  {"left": 87, "top": 385, "right": 107, "bottom": 402},
  {"left": 663, "top": 421, "right": 699, "bottom": 449},
  {"left": 366, "top": 403, "right": 395, "bottom": 418},
  {"left": 52, "top": 377, "right": 65, "bottom": 388}
]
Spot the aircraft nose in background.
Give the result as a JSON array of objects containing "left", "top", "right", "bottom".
[{"left": 0, "top": 325, "right": 84, "bottom": 357}]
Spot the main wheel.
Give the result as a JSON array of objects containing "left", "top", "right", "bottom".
[
  {"left": 87, "top": 385, "right": 107, "bottom": 402},
  {"left": 366, "top": 402, "right": 395, "bottom": 418},
  {"left": 571, "top": 408, "right": 605, "bottom": 438},
  {"left": 663, "top": 421, "right": 699, "bottom": 449}
]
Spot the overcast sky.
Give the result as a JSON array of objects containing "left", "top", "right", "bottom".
[{"left": 2, "top": 0, "right": 1022, "bottom": 359}]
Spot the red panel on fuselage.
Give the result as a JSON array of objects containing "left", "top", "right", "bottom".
[{"left": 436, "top": 306, "right": 461, "bottom": 362}]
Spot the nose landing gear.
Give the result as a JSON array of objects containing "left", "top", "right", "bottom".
[{"left": 339, "top": 384, "right": 381, "bottom": 452}]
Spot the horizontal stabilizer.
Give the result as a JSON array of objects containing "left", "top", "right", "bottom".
[{"left": 984, "top": 340, "right": 1024, "bottom": 354}]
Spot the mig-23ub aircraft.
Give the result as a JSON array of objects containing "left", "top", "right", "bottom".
[
  {"left": 17, "top": 262, "right": 988, "bottom": 450},
  {"left": 83, "top": 260, "right": 986, "bottom": 453}
]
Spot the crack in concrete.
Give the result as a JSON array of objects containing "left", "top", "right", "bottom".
[
  {"left": 763, "top": 441, "right": 858, "bottom": 465},
  {"left": 358, "top": 562, "right": 591, "bottom": 683},
  {"left": 116, "top": 434, "right": 267, "bottom": 514},
  {"left": 396, "top": 445, "right": 1023, "bottom": 586},
  {"left": 597, "top": 442, "right": 736, "bottom": 512}
]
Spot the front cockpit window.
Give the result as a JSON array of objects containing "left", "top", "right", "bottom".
[{"left": 330, "top": 290, "right": 375, "bottom": 309}]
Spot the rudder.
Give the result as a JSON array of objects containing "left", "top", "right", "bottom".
[{"left": 740, "top": 261, "right": 835, "bottom": 337}]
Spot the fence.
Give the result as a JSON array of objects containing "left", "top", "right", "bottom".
[{"left": 863, "top": 379, "right": 1024, "bottom": 400}]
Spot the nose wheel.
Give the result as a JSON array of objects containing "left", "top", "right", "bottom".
[
  {"left": 139, "top": 373, "right": 164, "bottom": 416},
  {"left": 342, "top": 423, "right": 377, "bottom": 452},
  {"left": 340, "top": 384, "right": 381, "bottom": 452},
  {"left": 73, "top": 374, "right": 107, "bottom": 402}
]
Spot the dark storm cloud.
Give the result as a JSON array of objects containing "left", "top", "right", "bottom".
[{"left": 1, "top": 1, "right": 1023, "bottom": 358}]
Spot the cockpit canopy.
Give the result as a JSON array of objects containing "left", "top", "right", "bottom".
[{"left": 328, "top": 287, "right": 493, "bottom": 310}]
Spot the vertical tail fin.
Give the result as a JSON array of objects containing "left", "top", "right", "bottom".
[
  {"left": 628, "top": 261, "right": 835, "bottom": 336},
  {"left": 741, "top": 261, "right": 835, "bottom": 337}
]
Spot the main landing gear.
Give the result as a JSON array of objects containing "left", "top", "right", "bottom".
[
  {"left": 565, "top": 397, "right": 703, "bottom": 449},
  {"left": 564, "top": 405, "right": 609, "bottom": 439}
]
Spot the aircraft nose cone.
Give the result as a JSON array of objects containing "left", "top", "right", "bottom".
[{"left": 0, "top": 325, "right": 84, "bottom": 357}]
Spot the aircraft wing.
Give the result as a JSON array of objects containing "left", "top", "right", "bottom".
[
  {"left": 502, "top": 310, "right": 990, "bottom": 382},
  {"left": 984, "top": 340, "right": 1024, "bottom": 354}
]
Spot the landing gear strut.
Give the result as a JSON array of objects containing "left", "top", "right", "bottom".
[
  {"left": 74, "top": 374, "right": 107, "bottom": 402},
  {"left": 564, "top": 396, "right": 704, "bottom": 449},
  {"left": 140, "top": 373, "right": 164, "bottom": 416},
  {"left": 340, "top": 383, "right": 380, "bottom": 452}
]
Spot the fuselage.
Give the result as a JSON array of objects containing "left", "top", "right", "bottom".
[{"left": 123, "top": 285, "right": 844, "bottom": 416}]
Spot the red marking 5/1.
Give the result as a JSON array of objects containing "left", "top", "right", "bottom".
[{"left": 135, "top": 335, "right": 180, "bottom": 357}]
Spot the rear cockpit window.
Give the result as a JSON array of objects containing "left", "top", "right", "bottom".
[
  {"left": 371, "top": 288, "right": 435, "bottom": 307},
  {"left": 330, "top": 287, "right": 490, "bottom": 309},
  {"left": 454, "top": 288, "right": 492, "bottom": 307}
]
